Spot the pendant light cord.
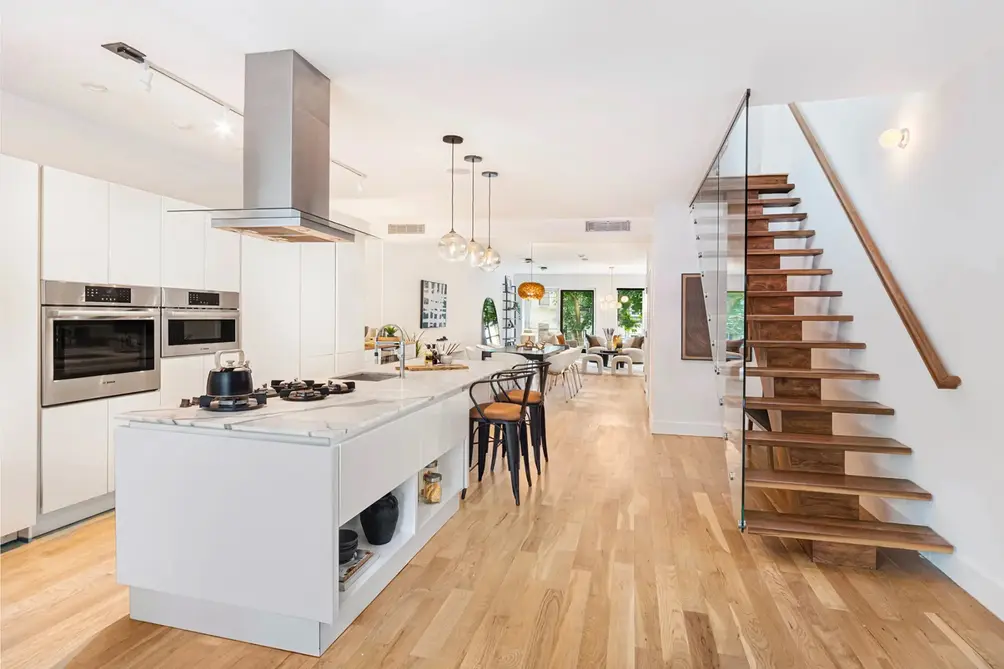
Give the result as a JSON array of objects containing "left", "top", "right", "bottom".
[
  {"left": 450, "top": 143, "right": 456, "bottom": 233},
  {"left": 470, "top": 165, "right": 476, "bottom": 241},
  {"left": 487, "top": 176, "right": 492, "bottom": 246}
]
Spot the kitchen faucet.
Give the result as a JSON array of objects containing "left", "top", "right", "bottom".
[{"left": 373, "top": 324, "right": 407, "bottom": 378}]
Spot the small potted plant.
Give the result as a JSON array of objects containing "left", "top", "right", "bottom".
[{"left": 377, "top": 325, "right": 399, "bottom": 342}]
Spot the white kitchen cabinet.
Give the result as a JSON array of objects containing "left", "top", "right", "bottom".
[
  {"left": 0, "top": 155, "right": 40, "bottom": 535},
  {"left": 161, "top": 356, "right": 207, "bottom": 408},
  {"left": 41, "top": 400, "right": 109, "bottom": 514},
  {"left": 109, "top": 184, "right": 162, "bottom": 287},
  {"left": 107, "top": 391, "right": 162, "bottom": 492},
  {"left": 161, "top": 198, "right": 206, "bottom": 290},
  {"left": 300, "top": 244, "right": 336, "bottom": 379},
  {"left": 41, "top": 167, "right": 110, "bottom": 283},
  {"left": 241, "top": 237, "right": 301, "bottom": 382},
  {"left": 335, "top": 242, "right": 365, "bottom": 356},
  {"left": 205, "top": 222, "right": 241, "bottom": 292}
]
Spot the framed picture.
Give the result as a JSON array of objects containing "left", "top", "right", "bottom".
[
  {"left": 681, "top": 273, "right": 712, "bottom": 360},
  {"left": 420, "top": 280, "right": 448, "bottom": 328}
]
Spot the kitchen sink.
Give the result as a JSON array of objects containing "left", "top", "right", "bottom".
[{"left": 336, "top": 372, "right": 399, "bottom": 383}]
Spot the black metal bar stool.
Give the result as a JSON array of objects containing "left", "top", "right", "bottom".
[
  {"left": 468, "top": 367, "right": 536, "bottom": 504},
  {"left": 497, "top": 361, "right": 550, "bottom": 474}
]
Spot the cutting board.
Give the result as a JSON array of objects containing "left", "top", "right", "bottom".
[{"left": 397, "top": 363, "right": 469, "bottom": 372}]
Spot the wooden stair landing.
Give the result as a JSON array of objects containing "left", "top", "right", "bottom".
[
  {"left": 744, "top": 431, "right": 908, "bottom": 454},
  {"left": 745, "top": 396, "right": 893, "bottom": 415},
  {"left": 744, "top": 511, "right": 953, "bottom": 553},
  {"left": 745, "top": 470, "right": 930, "bottom": 500}
]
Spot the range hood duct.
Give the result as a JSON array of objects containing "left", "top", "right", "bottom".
[{"left": 203, "top": 50, "right": 359, "bottom": 243}]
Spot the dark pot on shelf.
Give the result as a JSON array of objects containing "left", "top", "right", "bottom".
[
  {"left": 360, "top": 493, "right": 399, "bottom": 545},
  {"left": 338, "top": 529, "right": 358, "bottom": 564}
]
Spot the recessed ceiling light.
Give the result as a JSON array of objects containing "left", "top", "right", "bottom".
[
  {"left": 81, "top": 82, "right": 108, "bottom": 93},
  {"left": 172, "top": 120, "right": 194, "bottom": 131}
]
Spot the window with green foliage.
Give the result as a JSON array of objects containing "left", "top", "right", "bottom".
[
  {"left": 726, "top": 291, "right": 745, "bottom": 341},
  {"left": 616, "top": 289, "right": 644, "bottom": 334},
  {"left": 559, "top": 290, "right": 594, "bottom": 344}
]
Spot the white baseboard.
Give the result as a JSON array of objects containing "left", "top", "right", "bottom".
[
  {"left": 927, "top": 553, "right": 1004, "bottom": 623},
  {"left": 19, "top": 492, "right": 115, "bottom": 540},
  {"left": 650, "top": 420, "right": 721, "bottom": 438}
]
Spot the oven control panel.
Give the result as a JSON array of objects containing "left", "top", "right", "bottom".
[
  {"left": 85, "top": 285, "right": 132, "bottom": 303},
  {"left": 188, "top": 291, "right": 221, "bottom": 307}
]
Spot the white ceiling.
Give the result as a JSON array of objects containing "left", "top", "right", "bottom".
[{"left": 2, "top": 0, "right": 1002, "bottom": 242}]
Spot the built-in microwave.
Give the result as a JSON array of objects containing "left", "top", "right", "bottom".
[
  {"left": 160, "top": 288, "right": 240, "bottom": 358},
  {"left": 41, "top": 281, "right": 161, "bottom": 407}
]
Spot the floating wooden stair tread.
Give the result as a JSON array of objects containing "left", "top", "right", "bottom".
[
  {"left": 748, "top": 197, "right": 801, "bottom": 208},
  {"left": 744, "top": 511, "right": 952, "bottom": 553},
  {"left": 748, "top": 248, "right": 824, "bottom": 256},
  {"left": 748, "top": 268, "right": 832, "bottom": 276},
  {"left": 745, "top": 469, "right": 928, "bottom": 499},
  {"left": 747, "top": 290, "right": 842, "bottom": 297},
  {"left": 745, "top": 396, "right": 893, "bottom": 415},
  {"left": 744, "top": 431, "right": 907, "bottom": 454},
  {"left": 749, "top": 183, "right": 796, "bottom": 194},
  {"left": 747, "top": 314, "right": 853, "bottom": 322},
  {"left": 747, "top": 230, "right": 815, "bottom": 239},
  {"left": 746, "top": 367, "right": 878, "bottom": 380},
  {"left": 747, "top": 340, "right": 865, "bottom": 349},
  {"left": 748, "top": 212, "right": 808, "bottom": 222}
]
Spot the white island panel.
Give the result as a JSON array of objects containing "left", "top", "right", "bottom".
[{"left": 116, "top": 427, "right": 337, "bottom": 624}]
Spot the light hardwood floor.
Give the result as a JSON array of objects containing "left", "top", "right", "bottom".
[{"left": 3, "top": 374, "right": 1004, "bottom": 668}]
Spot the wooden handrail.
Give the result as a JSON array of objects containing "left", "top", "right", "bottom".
[{"left": 787, "top": 103, "right": 961, "bottom": 390}]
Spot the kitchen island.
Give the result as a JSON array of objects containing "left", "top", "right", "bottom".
[{"left": 114, "top": 359, "right": 508, "bottom": 656}]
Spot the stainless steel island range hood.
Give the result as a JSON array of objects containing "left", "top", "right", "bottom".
[{"left": 200, "top": 50, "right": 359, "bottom": 243}]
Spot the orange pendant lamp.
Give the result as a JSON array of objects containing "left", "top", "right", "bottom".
[{"left": 517, "top": 244, "right": 545, "bottom": 300}]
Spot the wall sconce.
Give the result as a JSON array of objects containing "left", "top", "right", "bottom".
[{"left": 878, "top": 128, "right": 910, "bottom": 149}]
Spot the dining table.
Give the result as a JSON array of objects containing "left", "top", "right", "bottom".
[{"left": 481, "top": 344, "right": 568, "bottom": 390}]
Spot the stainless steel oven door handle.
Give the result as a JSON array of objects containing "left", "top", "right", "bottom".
[
  {"left": 49, "top": 309, "right": 159, "bottom": 320},
  {"left": 162, "top": 309, "right": 238, "bottom": 321}
]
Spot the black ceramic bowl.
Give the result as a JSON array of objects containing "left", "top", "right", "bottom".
[{"left": 339, "top": 529, "right": 359, "bottom": 564}]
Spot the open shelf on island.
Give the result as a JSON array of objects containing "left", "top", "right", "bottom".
[
  {"left": 338, "top": 474, "right": 417, "bottom": 604},
  {"left": 416, "top": 442, "right": 465, "bottom": 530}
]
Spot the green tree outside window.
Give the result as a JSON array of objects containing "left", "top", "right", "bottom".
[
  {"left": 559, "top": 290, "right": 594, "bottom": 344},
  {"left": 616, "top": 289, "right": 644, "bottom": 333},
  {"left": 726, "top": 291, "right": 745, "bottom": 341}
]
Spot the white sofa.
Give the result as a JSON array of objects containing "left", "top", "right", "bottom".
[{"left": 584, "top": 334, "right": 645, "bottom": 366}]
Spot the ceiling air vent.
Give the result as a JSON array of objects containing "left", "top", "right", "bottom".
[
  {"left": 387, "top": 224, "right": 426, "bottom": 235},
  {"left": 585, "top": 219, "right": 631, "bottom": 232}
]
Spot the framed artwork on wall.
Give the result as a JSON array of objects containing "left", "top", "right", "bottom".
[
  {"left": 681, "top": 273, "right": 712, "bottom": 360},
  {"left": 420, "top": 280, "right": 448, "bottom": 328}
]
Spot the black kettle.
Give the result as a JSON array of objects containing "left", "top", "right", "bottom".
[{"left": 206, "top": 349, "right": 255, "bottom": 398}]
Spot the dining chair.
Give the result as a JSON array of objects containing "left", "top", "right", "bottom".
[
  {"left": 497, "top": 361, "right": 551, "bottom": 472},
  {"left": 468, "top": 367, "right": 536, "bottom": 505}
]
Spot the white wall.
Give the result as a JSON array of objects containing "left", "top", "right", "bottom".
[
  {"left": 752, "top": 52, "right": 1004, "bottom": 619},
  {"left": 511, "top": 273, "right": 646, "bottom": 336},
  {"left": 646, "top": 202, "right": 722, "bottom": 437},
  {"left": 380, "top": 242, "right": 506, "bottom": 349}
]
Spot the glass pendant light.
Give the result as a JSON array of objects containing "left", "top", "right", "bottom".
[
  {"left": 438, "top": 135, "right": 469, "bottom": 262},
  {"left": 480, "top": 170, "right": 501, "bottom": 272},
  {"left": 464, "top": 154, "right": 486, "bottom": 267},
  {"left": 600, "top": 266, "right": 618, "bottom": 310}
]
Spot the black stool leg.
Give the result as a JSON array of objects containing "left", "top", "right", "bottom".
[
  {"left": 539, "top": 404, "right": 549, "bottom": 462},
  {"left": 477, "top": 421, "right": 490, "bottom": 482},
  {"left": 526, "top": 409, "right": 542, "bottom": 475},
  {"left": 491, "top": 423, "right": 503, "bottom": 471},
  {"left": 519, "top": 420, "right": 534, "bottom": 484},
  {"left": 503, "top": 422, "right": 521, "bottom": 505}
]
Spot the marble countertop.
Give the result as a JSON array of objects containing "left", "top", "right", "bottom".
[{"left": 119, "top": 359, "right": 509, "bottom": 443}]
